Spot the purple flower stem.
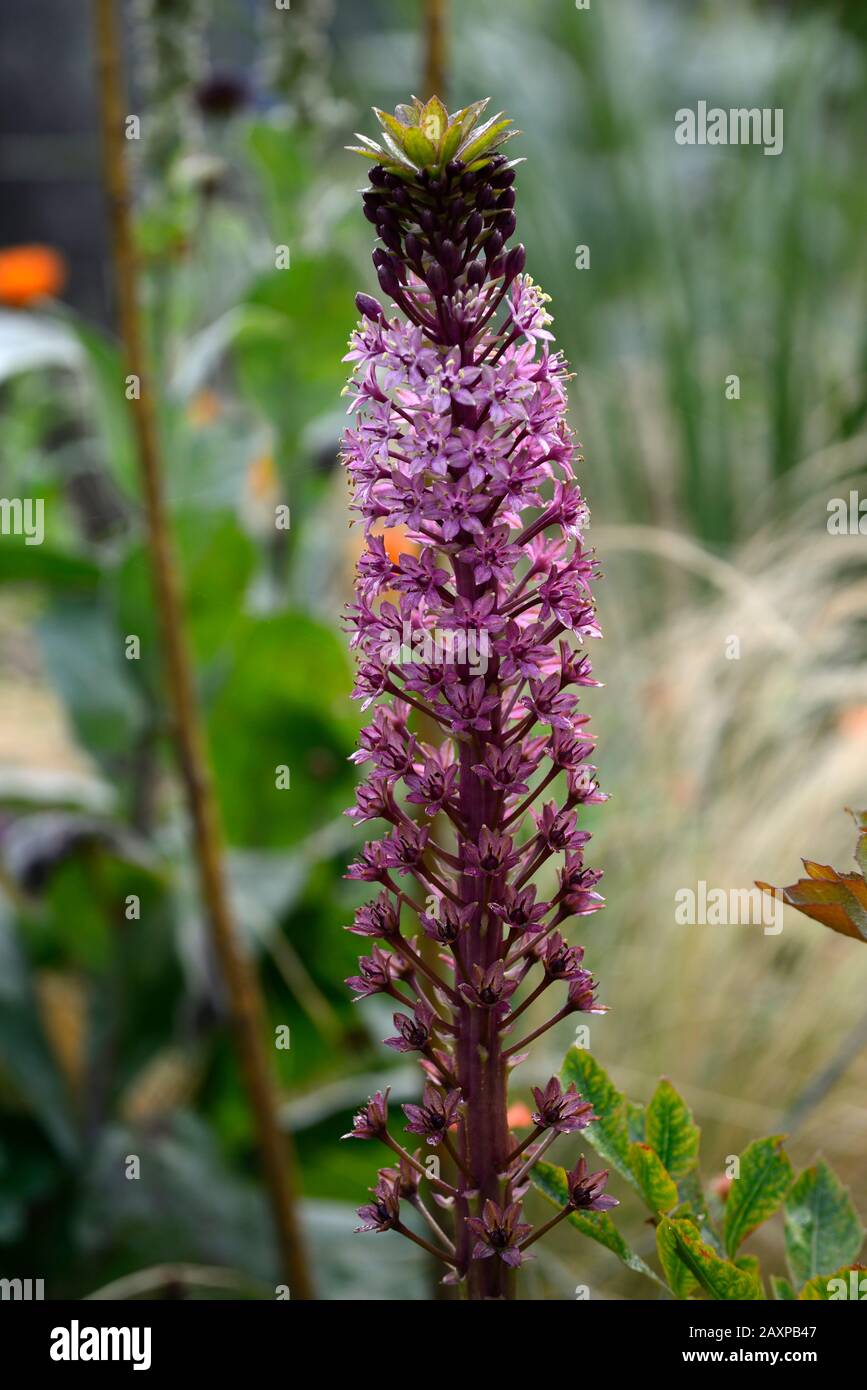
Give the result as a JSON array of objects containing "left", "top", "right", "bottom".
[
  {"left": 395, "top": 1220, "right": 458, "bottom": 1266},
  {"left": 380, "top": 1133, "right": 459, "bottom": 1198},
  {"left": 509, "top": 1130, "right": 560, "bottom": 1190},
  {"left": 518, "top": 1205, "right": 570, "bottom": 1252},
  {"left": 504, "top": 1124, "right": 546, "bottom": 1168},
  {"left": 442, "top": 1125, "right": 473, "bottom": 1181},
  {"left": 410, "top": 1196, "right": 456, "bottom": 1254},
  {"left": 502, "top": 1007, "right": 572, "bottom": 1059},
  {"left": 505, "top": 980, "right": 549, "bottom": 1027},
  {"left": 454, "top": 621, "right": 514, "bottom": 1300}
]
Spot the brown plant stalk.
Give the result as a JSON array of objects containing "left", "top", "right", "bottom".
[
  {"left": 91, "top": 0, "right": 313, "bottom": 1299},
  {"left": 423, "top": 0, "right": 448, "bottom": 100}
]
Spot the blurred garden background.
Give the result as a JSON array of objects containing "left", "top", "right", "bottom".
[{"left": 0, "top": 0, "right": 866, "bottom": 1299}]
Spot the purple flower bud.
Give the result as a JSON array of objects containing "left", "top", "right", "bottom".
[
  {"left": 426, "top": 262, "right": 448, "bottom": 296},
  {"left": 466, "top": 1199, "right": 532, "bottom": 1268},
  {"left": 504, "top": 243, "right": 527, "bottom": 283},
  {"left": 538, "top": 931, "right": 587, "bottom": 981},
  {"left": 376, "top": 263, "right": 400, "bottom": 298},
  {"left": 567, "top": 972, "right": 606, "bottom": 1014},
  {"left": 439, "top": 239, "right": 460, "bottom": 273},
  {"left": 355, "top": 1171, "right": 402, "bottom": 1232},
  {"left": 484, "top": 229, "right": 504, "bottom": 261},
  {"left": 378, "top": 223, "right": 403, "bottom": 254},
  {"left": 355, "top": 292, "right": 385, "bottom": 322},
  {"left": 458, "top": 961, "right": 519, "bottom": 1015},
  {"left": 343, "top": 1088, "right": 391, "bottom": 1141},
  {"left": 531, "top": 1078, "right": 596, "bottom": 1134},
  {"left": 464, "top": 209, "right": 484, "bottom": 242},
  {"left": 384, "top": 998, "right": 436, "bottom": 1053},
  {"left": 380, "top": 1150, "right": 421, "bottom": 1200},
  {"left": 402, "top": 1083, "right": 462, "bottom": 1146},
  {"left": 565, "top": 1156, "right": 619, "bottom": 1213}
]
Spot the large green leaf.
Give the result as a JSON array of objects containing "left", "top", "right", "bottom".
[
  {"left": 560, "top": 1048, "right": 637, "bottom": 1190},
  {"left": 37, "top": 601, "right": 147, "bottom": 760},
  {"left": 724, "top": 1136, "right": 794, "bottom": 1257},
  {"left": 629, "top": 1142, "right": 679, "bottom": 1214},
  {"left": 246, "top": 123, "right": 311, "bottom": 243},
  {"left": 115, "top": 510, "right": 256, "bottom": 682},
  {"left": 531, "top": 1160, "right": 663, "bottom": 1286},
  {"left": 677, "top": 1167, "right": 723, "bottom": 1253},
  {"left": 661, "top": 1217, "right": 763, "bottom": 1300},
  {"left": 734, "top": 1254, "right": 764, "bottom": 1297},
  {"left": 0, "top": 541, "right": 99, "bottom": 590},
  {"left": 0, "top": 906, "right": 78, "bottom": 1158},
  {"left": 657, "top": 1216, "right": 699, "bottom": 1298},
  {"left": 771, "top": 1275, "right": 796, "bottom": 1300},
  {"left": 626, "top": 1100, "right": 646, "bottom": 1143},
  {"left": 784, "top": 1159, "right": 864, "bottom": 1289},
  {"left": 205, "top": 611, "right": 357, "bottom": 847},
  {"left": 646, "top": 1079, "right": 700, "bottom": 1179},
  {"left": 76, "top": 1113, "right": 277, "bottom": 1281},
  {"left": 236, "top": 255, "right": 357, "bottom": 445},
  {"left": 70, "top": 319, "right": 138, "bottom": 495}
]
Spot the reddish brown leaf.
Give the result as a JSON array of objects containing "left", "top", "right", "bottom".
[{"left": 757, "top": 810, "right": 867, "bottom": 943}]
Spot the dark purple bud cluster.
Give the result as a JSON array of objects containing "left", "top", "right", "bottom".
[{"left": 357, "top": 156, "right": 525, "bottom": 347}]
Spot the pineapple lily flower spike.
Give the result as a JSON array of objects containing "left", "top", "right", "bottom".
[{"left": 340, "top": 96, "right": 614, "bottom": 1299}]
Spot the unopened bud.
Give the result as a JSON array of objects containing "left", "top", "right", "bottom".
[
  {"left": 440, "top": 239, "right": 460, "bottom": 273},
  {"left": 355, "top": 293, "right": 385, "bottom": 322},
  {"left": 426, "top": 263, "right": 448, "bottom": 296},
  {"left": 377, "top": 263, "right": 400, "bottom": 298},
  {"left": 503, "top": 244, "right": 527, "bottom": 283},
  {"left": 464, "top": 211, "right": 483, "bottom": 244},
  {"left": 485, "top": 231, "right": 504, "bottom": 262}
]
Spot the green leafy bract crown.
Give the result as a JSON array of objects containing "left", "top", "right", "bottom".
[{"left": 347, "top": 95, "right": 521, "bottom": 179}]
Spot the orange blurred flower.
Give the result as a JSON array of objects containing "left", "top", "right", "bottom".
[
  {"left": 186, "top": 388, "right": 223, "bottom": 428},
  {"left": 381, "top": 525, "right": 419, "bottom": 564},
  {"left": 839, "top": 706, "right": 867, "bottom": 740},
  {"left": 247, "top": 451, "right": 278, "bottom": 502},
  {"left": 507, "top": 1101, "right": 534, "bottom": 1130},
  {"left": 0, "top": 244, "right": 67, "bottom": 306}
]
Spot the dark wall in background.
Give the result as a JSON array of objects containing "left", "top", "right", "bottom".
[{"left": 0, "top": 1, "right": 108, "bottom": 320}]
